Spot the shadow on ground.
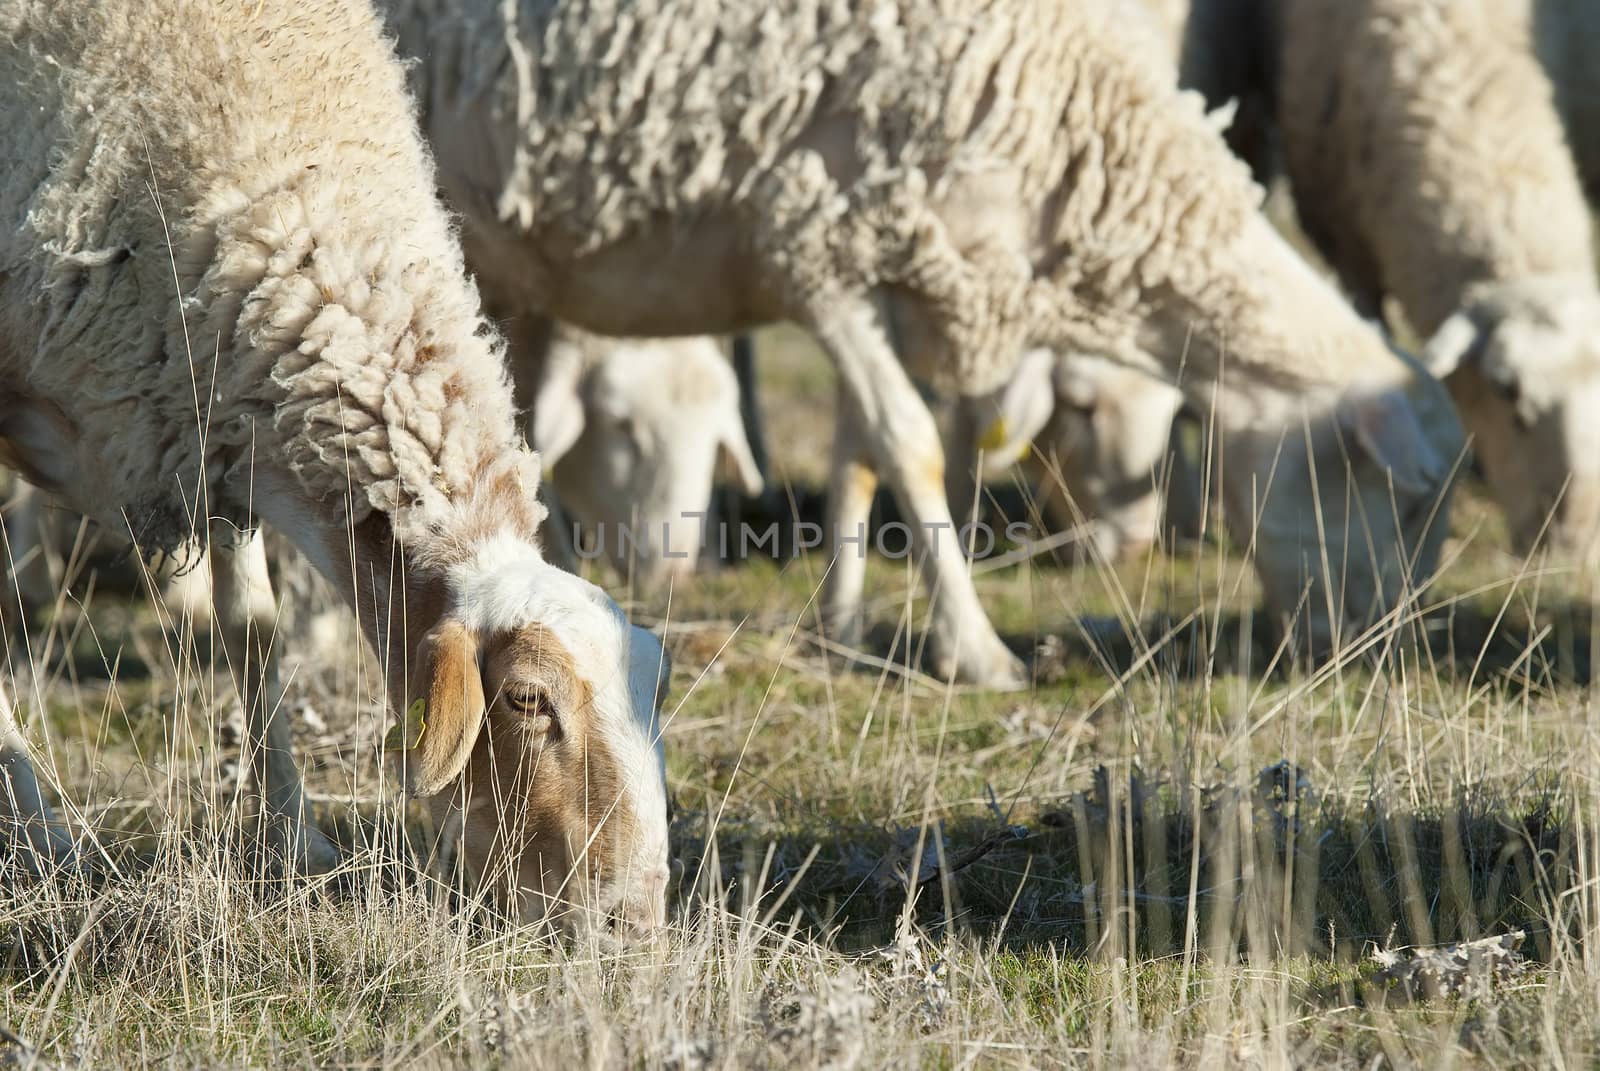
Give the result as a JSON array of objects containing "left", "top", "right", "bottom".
[{"left": 670, "top": 763, "right": 1580, "bottom": 964}]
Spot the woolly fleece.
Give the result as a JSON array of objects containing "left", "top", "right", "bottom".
[
  {"left": 0, "top": 0, "right": 540, "bottom": 559},
  {"left": 385, "top": 0, "right": 1408, "bottom": 410},
  {"left": 1275, "top": 0, "right": 1598, "bottom": 336}
]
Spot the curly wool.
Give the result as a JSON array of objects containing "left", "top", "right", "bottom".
[
  {"left": 0, "top": 0, "right": 540, "bottom": 558},
  {"left": 1274, "top": 0, "right": 1597, "bottom": 336},
  {"left": 384, "top": 0, "right": 1356, "bottom": 404}
]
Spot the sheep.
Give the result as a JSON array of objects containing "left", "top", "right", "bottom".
[
  {"left": 383, "top": 0, "right": 1464, "bottom": 680},
  {"left": 1262, "top": 0, "right": 1600, "bottom": 563},
  {"left": 947, "top": 350, "right": 1187, "bottom": 562},
  {"left": 526, "top": 328, "right": 764, "bottom": 584},
  {"left": 0, "top": 0, "right": 671, "bottom": 934}
]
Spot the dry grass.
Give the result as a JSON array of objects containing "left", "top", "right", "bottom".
[{"left": 3, "top": 340, "right": 1600, "bottom": 1069}]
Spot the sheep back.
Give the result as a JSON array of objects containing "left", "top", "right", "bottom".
[{"left": 0, "top": 0, "right": 527, "bottom": 555}]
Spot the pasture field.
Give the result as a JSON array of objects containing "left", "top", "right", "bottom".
[{"left": 2, "top": 329, "right": 1599, "bottom": 1069}]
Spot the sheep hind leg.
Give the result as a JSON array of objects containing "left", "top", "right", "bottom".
[
  {"left": 0, "top": 684, "right": 77, "bottom": 875},
  {"left": 809, "top": 297, "right": 1026, "bottom": 690},
  {"left": 209, "top": 528, "right": 340, "bottom": 876}
]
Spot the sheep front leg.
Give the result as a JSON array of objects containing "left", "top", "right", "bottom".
[
  {"left": 810, "top": 298, "right": 1026, "bottom": 689},
  {"left": 0, "top": 686, "right": 77, "bottom": 875},
  {"left": 209, "top": 529, "right": 340, "bottom": 875}
]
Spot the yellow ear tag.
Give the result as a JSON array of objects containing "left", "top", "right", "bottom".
[
  {"left": 1017, "top": 441, "right": 1031, "bottom": 462},
  {"left": 979, "top": 417, "right": 1009, "bottom": 453},
  {"left": 384, "top": 698, "right": 428, "bottom": 752}
]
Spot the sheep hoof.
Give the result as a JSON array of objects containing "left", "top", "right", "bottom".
[{"left": 928, "top": 631, "right": 1027, "bottom": 691}]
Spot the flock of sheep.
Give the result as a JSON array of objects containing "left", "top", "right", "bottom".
[{"left": 0, "top": 0, "right": 1595, "bottom": 936}]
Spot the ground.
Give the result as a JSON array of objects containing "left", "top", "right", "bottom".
[{"left": 2, "top": 328, "right": 1599, "bottom": 1068}]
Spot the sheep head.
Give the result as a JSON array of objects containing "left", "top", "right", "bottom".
[
  {"left": 534, "top": 335, "right": 762, "bottom": 585},
  {"left": 394, "top": 533, "right": 671, "bottom": 937},
  {"left": 1037, "top": 352, "right": 1186, "bottom": 561},
  {"left": 1220, "top": 354, "right": 1465, "bottom": 658},
  {"left": 1423, "top": 276, "right": 1600, "bottom": 566}
]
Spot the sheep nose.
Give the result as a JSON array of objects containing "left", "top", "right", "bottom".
[{"left": 605, "top": 895, "right": 668, "bottom": 940}]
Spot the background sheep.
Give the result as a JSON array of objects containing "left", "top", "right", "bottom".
[
  {"left": 0, "top": 0, "right": 670, "bottom": 932},
  {"left": 386, "top": 0, "right": 1463, "bottom": 682},
  {"left": 1267, "top": 0, "right": 1600, "bottom": 563},
  {"left": 528, "top": 329, "right": 764, "bottom": 584},
  {"left": 947, "top": 350, "right": 1187, "bottom": 563}
]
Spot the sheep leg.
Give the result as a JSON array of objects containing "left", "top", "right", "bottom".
[
  {"left": 944, "top": 396, "right": 984, "bottom": 531},
  {"left": 0, "top": 685, "right": 77, "bottom": 875},
  {"left": 209, "top": 529, "right": 340, "bottom": 875},
  {"left": 731, "top": 335, "right": 770, "bottom": 487},
  {"left": 2, "top": 479, "right": 64, "bottom": 626},
  {"left": 822, "top": 385, "right": 878, "bottom": 650},
  {"left": 810, "top": 298, "right": 1026, "bottom": 689}
]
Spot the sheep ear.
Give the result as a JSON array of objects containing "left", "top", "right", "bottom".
[
  {"left": 404, "top": 618, "right": 486, "bottom": 798},
  {"left": 1336, "top": 387, "right": 1442, "bottom": 498},
  {"left": 1421, "top": 312, "right": 1486, "bottom": 379},
  {"left": 532, "top": 385, "right": 585, "bottom": 468},
  {"left": 975, "top": 349, "right": 1057, "bottom": 463},
  {"left": 532, "top": 349, "right": 587, "bottom": 468},
  {"left": 717, "top": 415, "right": 765, "bottom": 497},
  {"left": 998, "top": 349, "right": 1059, "bottom": 444}
]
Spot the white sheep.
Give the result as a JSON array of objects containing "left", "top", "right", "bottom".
[
  {"left": 1257, "top": 0, "right": 1600, "bottom": 563},
  {"left": 0, "top": 0, "right": 670, "bottom": 934},
  {"left": 947, "top": 350, "right": 1187, "bottom": 562},
  {"left": 528, "top": 328, "right": 764, "bottom": 584},
  {"left": 385, "top": 0, "right": 1463, "bottom": 680}
]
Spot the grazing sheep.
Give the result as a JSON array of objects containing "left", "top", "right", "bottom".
[
  {"left": 386, "top": 0, "right": 1462, "bottom": 679},
  {"left": 1271, "top": 0, "right": 1600, "bottom": 562},
  {"left": 527, "top": 328, "right": 764, "bottom": 583},
  {"left": 0, "top": 0, "right": 670, "bottom": 933},
  {"left": 947, "top": 349, "right": 1187, "bottom": 562}
]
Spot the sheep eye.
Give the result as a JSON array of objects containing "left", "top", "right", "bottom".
[{"left": 505, "top": 686, "right": 554, "bottom": 724}]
